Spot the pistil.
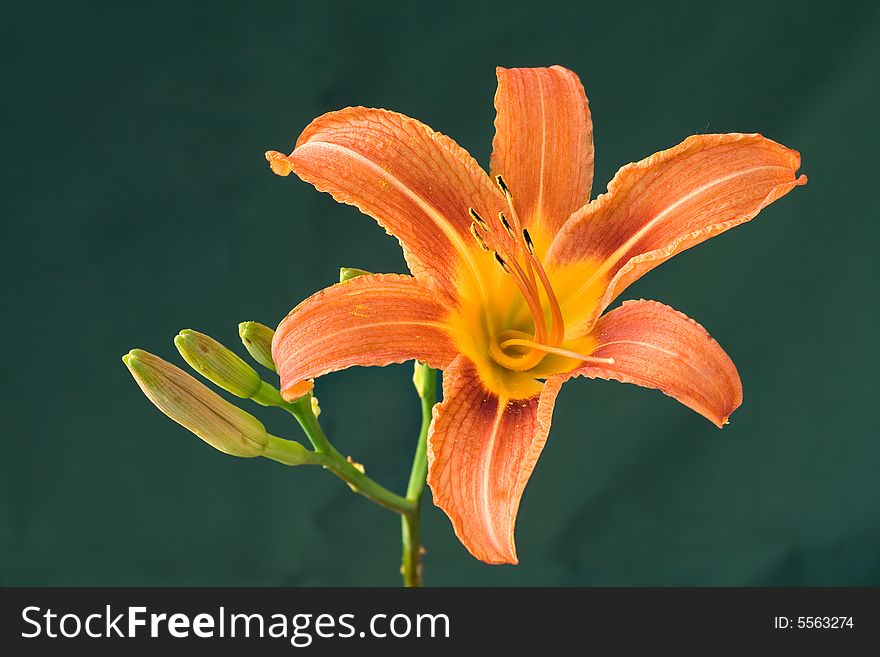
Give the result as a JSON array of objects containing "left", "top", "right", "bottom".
[
  {"left": 496, "top": 175, "right": 538, "bottom": 292},
  {"left": 498, "top": 335, "right": 614, "bottom": 365}
]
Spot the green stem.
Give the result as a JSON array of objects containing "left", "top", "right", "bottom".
[
  {"left": 277, "top": 395, "right": 415, "bottom": 514},
  {"left": 262, "top": 434, "right": 323, "bottom": 466},
  {"left": 254, "top": 381, "right": 346, "bottom": 459},
  {"left": 401, "top": 364, "right": 437, "bottom": 587},
  {"left": 283, "top": 394, "right": 342, "bottom": 458},
  {"left": 253, "top": 371, "right": 438, "bottom": 585},
  {"left": 265, "top": 433, "right": 414, "bottom": 514}
]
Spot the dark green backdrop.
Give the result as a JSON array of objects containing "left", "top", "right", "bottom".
[{"left": 2, "top": 1, "right": 877, "bottom": 586}]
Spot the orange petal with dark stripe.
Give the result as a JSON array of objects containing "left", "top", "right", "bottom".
[
  {"left": 272, "top": 274, "right": 457, "bottom": 401},
  {"left": 426, "top": 356, "right": 563, "bottom": 564},
  {"left": 266, "top": 107, "right": 508, "bottom": 302},
  {"left": 576, "top": 300, "right": 742, "bottom": 427},
  {"left": 490, "top": 66, "right": 594, "bottom": 246},
  {"left": 549, "top": 133, "right": 806, "bottom": 332}
]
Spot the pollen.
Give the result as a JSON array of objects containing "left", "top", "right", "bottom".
[
  {"left": 499, "top": 212, "right": 515, "bottom": 239},
  {"left": 522, "top": 228, "right": 535, "bottom": 254},
  {"left": 469, "top": 223, "right": 490, "bottom": 251},
  {"left": 468, "top": 207, "right": 489, "bottom": 231}
]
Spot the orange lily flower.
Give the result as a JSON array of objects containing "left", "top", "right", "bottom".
[{"left": 265, "top": 66, "right": 806, "bottom": 564}]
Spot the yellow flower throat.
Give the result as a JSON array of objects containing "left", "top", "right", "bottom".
[{"left": 453, "top": 175, "right": 612, "bottom": 392}]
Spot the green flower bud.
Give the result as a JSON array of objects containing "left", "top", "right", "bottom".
[
  {"left": 174, "top": 329, "right": 261, "bottom": 398},
  {"left": 339, "top": 267, "right": 372, "bottom": 283},
  {"left": 123, "top": 349, "right": 268, "bottom": 457},
  {"left": 238, "top": 321, "right": 276, "bottom": 372}
]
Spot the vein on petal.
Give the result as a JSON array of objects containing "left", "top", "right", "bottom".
[
  {"left": 563, "top": 164, "right": 795, "bottom": 305},
  {"left": 481, "top": 394, "right": 508, "bottom": 558},
  {"left": 297, "top": 141, "right": 490, "bottom": 303}
]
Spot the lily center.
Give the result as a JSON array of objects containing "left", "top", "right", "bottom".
[{"left": 467, "top": 175, "right": 607, "bottom": 374}]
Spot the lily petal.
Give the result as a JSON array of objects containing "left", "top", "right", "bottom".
[
  {"left": 272, "top": 274, "right": 457, "bottom": 401},
  {"left": 490, "top": 66, "right": 594, "bottom": 246},
  {"left": 549, "top": 133, "right": 806, "bottom": 332},
  {"left": 577, "top": 300, "right": 742, "bottom": 427},
  {"left": 266, "top": 107, "right": 508, "bottom": 302},
  {"left": 426, "top": 356, "right": 562, "bottom": 564}
]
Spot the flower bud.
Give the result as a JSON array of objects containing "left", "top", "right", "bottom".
[
  {"left": 123, "top": 349, "right": 268, "bottom": 457},
  {"left": 339, "top": 267, "right": 372, "bottom": 283},
  {"left": 238, "top": 321, "right": 276, "bottom": 372},
  {"left": 174, "top": 329, "right": 261, "bottom": 398}
]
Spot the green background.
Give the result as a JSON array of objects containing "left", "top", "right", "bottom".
[{"left": 2, "top": 0, "right": 877, "bottom": 586}]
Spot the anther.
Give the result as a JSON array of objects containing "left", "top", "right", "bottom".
[
  {"left": 522, "top": 228, "right": 535, "bottom": 254},
  {"left": 493, "top": 251, "right": 510, "bottom": 273},
  {"left": 499, "top": 212, "right": 514, "bottom": 239},
  {"left": 495, "top": 174, "right": 511, "bottom": 197},
  {"left": 469, "top": 223, "right": 490, "bottom": 251},
  {"left": 468, "top": 208, "right": 489, "bottom": 231}
]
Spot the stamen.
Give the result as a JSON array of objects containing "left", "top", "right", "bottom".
[
  {"left": 468, "top": 207, "right": 489, "bottom": 231},
  {"left": 498, "top": 212, "right": 515, "bottom": 239},
  {"left": 478, "top": 174, "right": 573, "bottom": 367},
  {"left": 496, "top": 178, "right": 537, "bottom": 292},
  {"left": 498, "top": 337, "right": 615, "bottom": 365},
  {"left": 469, "top": 223, "right": 490, "bottom": 251},
  {"left": 522, "top": 228, "right": 535, "bottom": 254},
  {"left": 499, "top": 175, "right": 565, "bottom": 347}
]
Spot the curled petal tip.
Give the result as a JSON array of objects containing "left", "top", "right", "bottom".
[
  {"left": 265, "top": 150, "right": 292, "bottom": 176},
  {"left": 577, "top": 301, "right": 743, "bottom": 429},
  {"left": 281, "top": 379, "right": 314, "bottom": 402}
]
